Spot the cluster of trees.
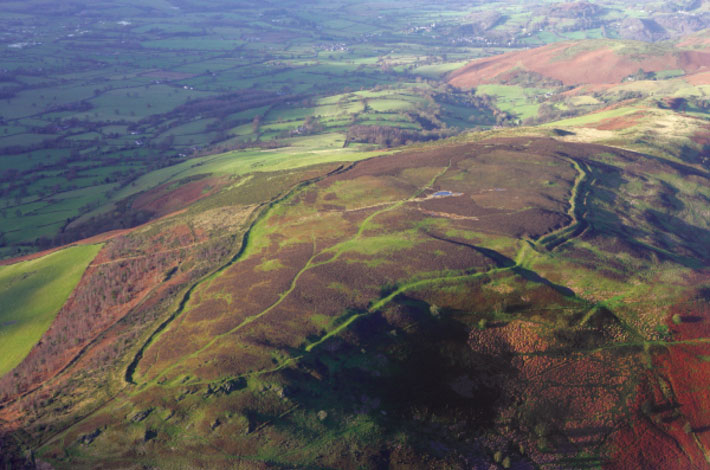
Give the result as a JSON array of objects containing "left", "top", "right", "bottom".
[
  {"left": 497, "top": 70, "right": 565, "bottom": 89},
  {"left": 42, "top": 199, "right": 154, "bottom": 250},
  {"left": 345, "top": 124, "right": 457, "bottom": 147},
  {"left": 658, "top": 96, "right": 710, "bottom": 111},
  {"left": 275, "top": 115, "right": 325, "bottom": 139},
  {"left": 170, "top": 90, "right": 280, "bottom": 120},
  {"left": 527, "top": 102, "right": 587, "bottom": 125}
]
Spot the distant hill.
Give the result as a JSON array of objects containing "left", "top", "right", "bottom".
[{"left": 449, "top": 38, "right": 710, "bottom": 88}]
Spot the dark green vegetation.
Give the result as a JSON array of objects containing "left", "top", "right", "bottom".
[{"left": 3, "top": 1, "right": 710, "bottom": 469}]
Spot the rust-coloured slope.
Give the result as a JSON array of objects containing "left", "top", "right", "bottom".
[{"left": 449, "top": 40, "right": 710, "bottom": 88}]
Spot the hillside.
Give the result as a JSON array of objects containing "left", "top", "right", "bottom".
[
  {"left": 2, "top": 119, "right": 710, "bottom": 467},
  {"left": 446, "top": 36, "right": 710, "bottom": 125},
  {"left": 4, "top": 4, "right": 710, "bottom": 469},
  {"left": 448, "top": 39, "right": 710, "bottom": 88}
]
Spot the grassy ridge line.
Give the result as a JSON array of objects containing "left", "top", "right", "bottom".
[
  {"left": 79, "top": 145, "right": 393, "bottom": 225},
  {"left": 142, "top": 245, "right": 321, "bottom": 386},
  {"left": 536, "top": 156, "right": 590, "bottom": 250},
  {"left": 0, "top": 244, "right": 103, "bottom": 378},
  {"left": 137, "top": 160, "right": 453, "bottom": 385},
  {"left": 125, "top": 162, "right": 360, "bottom": 386}
]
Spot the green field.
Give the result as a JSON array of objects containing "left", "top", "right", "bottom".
[
  {"left": 0, "top": 244, "right": 102, "bottom": 377},
  {"left": 476, "top": 84, "right": 552, "bottom": 121}
]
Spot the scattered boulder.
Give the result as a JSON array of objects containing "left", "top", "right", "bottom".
[
  {"left": 79, "top": 428, "right": 102, "bottom": 445},
  {"left": 272, "top": 384, "right": 289, "bottom": 399},
  {"left": 204, "top": 377, "right": 247, "bottom": 398},
  {"left": 130, "top": 408, "right": 153, "bottom": 423}
]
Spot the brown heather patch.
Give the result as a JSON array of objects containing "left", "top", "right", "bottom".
[
  {"left": 0, "top": 201, "right": 252, "bottom": 424},
  {"left": 139, "top": 323, "right": 210, "bottom": 374},
  {"left": 418, "top": 196, "right": 505, "bottom": 218},
  {"left": 241, "top": 312, "right": 318, "bottom": 350},
  {"left": 186, "top": 297, "right": 232, "bottom": 324},
  {"left": 183, "top": 344, "right": 274, "bottom": 381},
  {"left": 449, "top": 41, "right": 710, "bottom": 88},
  {"left": 316, "top": 257, "right": 388, "bottom": 292},
  {"left": 319, "top": 175, "right": 416, "bottom": 212},
  {"left": 477, "top": 208, "right": 570, "bottom": 238},
  {"left": 275, "top": 270, "right": 367, "bottom": 315},
  {"left": 409, "top": 278, "right": 491, "bottom": 313},
  {"left": 357, "top": 204, "right": 427, "bottom": 232},
  {"left": 133, "top": 176, "right": 228, "bottom": 217},
  {"left": 470, "top": 319, "right": 641, "bottom": 466},
  {"left": 685, "top": 70, "right": 710, "bottom": 86},
  {"left": 690, "top": 124, "right": 710, "bottom": 147},
  {"left": 396, "top": 239, "right": 492, "bottom": 271},
  {"left": 593, "top": 111, "right": 646, "bottom": 131}
]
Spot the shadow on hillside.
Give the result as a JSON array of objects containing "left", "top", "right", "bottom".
[
  {"left": 275, "top": 297, "right": 519, "bottom": 467},
  {"left": 424, "top": 231, "right": 576, "bottom": 297},
  {"left": 582, "top": 162, "right": 708, "bottom": 268},
  {"left": 644, "top": 209, "right": 710, "bottom": 262}
]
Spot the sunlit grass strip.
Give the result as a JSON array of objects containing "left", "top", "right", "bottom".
[{"left": 0, "top": 244, "right": 102, "bottom": 377}]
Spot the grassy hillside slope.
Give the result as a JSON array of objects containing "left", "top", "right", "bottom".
[{"left": 0, "top": 244, "right": 102, "bottom": 377}]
